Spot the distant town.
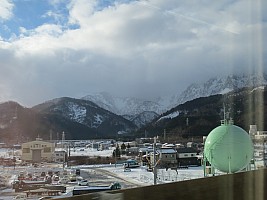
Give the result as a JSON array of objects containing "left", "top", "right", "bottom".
[{"left": 0, "top": 121, "right": 266, "bottom": 199}]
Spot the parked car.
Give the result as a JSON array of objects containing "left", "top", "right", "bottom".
[
  {"left": 78, "top": 179, "right": 89, "bottom": 186},
  {"left": 52, "top": 175, "right": 59, "bottom": 181},
  {"left": 69, "top": 174, "right": 77, "bottom": 182},
  {"left": 59, "top": 176, "right": 69, "bottom": 184}
]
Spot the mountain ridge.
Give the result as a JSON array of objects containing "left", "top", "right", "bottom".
[
  {"left": 138, "top": 85, "right": 267, "bottom": 139},
  {"left": 0, "top": 73, "right": 266, "bottom": 143},
  {"left": 81, "top": 74, "right": 267, "bottom": 118}
]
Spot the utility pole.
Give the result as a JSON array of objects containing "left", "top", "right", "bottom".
[
  {"left": 62, "top": 131, "right": 65, "bottom": 170},
  {"left": 115, "top": 143, "right": 117, "bottom": 168},
  {"left": 153, "top": 136, "right": 157, "bottom": 185}
]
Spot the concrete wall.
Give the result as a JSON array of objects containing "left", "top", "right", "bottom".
[{"left": 61, "top": 168, "right": 267, "bottom": 200}]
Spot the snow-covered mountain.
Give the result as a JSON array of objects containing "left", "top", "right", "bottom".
[
  {"left": 82, "top": 92, "right": 166, "bottom": 116},
  {"left": 1, "top": 73, "right": 266, "bottom": 141},
  {"left": 81, "top": 74, "right": 267, "bottom": 127},
  {"left": 166, "top": 74, "right": 267, "bottom": 109},
  {"left": 123, "top": 111, "right": 159, "bottom": 128},
  {"left": 81, "top": 92, "right": 164, "bottom": 127},
  {"left": 32, "top": 97, "right": 137, "bottom": 138}
]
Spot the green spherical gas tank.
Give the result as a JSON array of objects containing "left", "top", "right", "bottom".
[{"left": 204, "top": 123, "right": 253, "bottom": 173}]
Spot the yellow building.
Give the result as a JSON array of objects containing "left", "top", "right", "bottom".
[{"left": 21, "top": 138, "right": 55, "bottom": 163}]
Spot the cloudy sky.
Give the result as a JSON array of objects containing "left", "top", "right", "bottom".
[{"left": 0, "top": 0, "right": 266, "bottom": 107}]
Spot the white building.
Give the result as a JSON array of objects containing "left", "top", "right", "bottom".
[
  {"left": 249, "top": 125, "right": 267, "bottom": 139},
  {"left": 53, "top": 150, "right": 67, "bottom": 163},
  {"left": 249, "top": 125, "right": 267, "bottom": 168},
  {"left": 21, "top": 138, "right": 55, "bottom": 163}
]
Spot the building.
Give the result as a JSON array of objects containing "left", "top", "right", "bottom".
[
  {"left": 158, "top": 148, "right": 177, "bottom": 168},
  {"left": 99, "top": 142, "right": 110, "bottom": 151},
  {"left": 249, "top": 125, "right": 267, "bottom": 139},
  {"left": 53, "top": 150, "right": 67, "bottom": 163},
  {"left": 150, "top": 148, "right": 177, "bottom": 168},
  {"left": 21, "top": 138, "right": 55, "bottom": 163},
  {"left": 249, "top": 125, "right": 267, "bottom": 168},
  {"left": 125, "top": 147, "right": 139, "bottom": 156},
  {"left": 139, "top": 147, "right": 154, "bottom": 165},
  {"left": 176, "top": 147, "right": 200, "bottom": 166}
]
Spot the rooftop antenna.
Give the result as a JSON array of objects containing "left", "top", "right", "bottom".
[{"left": 221, "top": 103, "right": 233, "bottom": 125}]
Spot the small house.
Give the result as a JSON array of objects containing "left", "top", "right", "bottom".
[
  {"left": 53, "top": 150, "right": 67, "bottom": 163},
  {"left": 176, "top": 147, "right": 201, "bottom": 166},
  {"left": 150, "top": 148, "right": 177, "bottom": 168}
]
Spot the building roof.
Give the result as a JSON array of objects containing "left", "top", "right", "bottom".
[
  {"left": 22, "top": 140, "right": 54, "bottom": 146},
  {"left": 139, "top": 147, "right": 153, "bottom": 153},
  {"left": 158, "top": 148, "right": 177, "bottom": 154}
]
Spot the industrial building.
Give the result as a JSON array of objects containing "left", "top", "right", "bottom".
[{"left": 21, "top": 138, "right": 55, "bottom": 163}]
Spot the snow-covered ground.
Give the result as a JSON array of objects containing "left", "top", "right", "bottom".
[
  {"left": 102, "top": 165, "right": 204, "bottom": 186},
  {"left": 60, "top": 147, "right": 205, "bottom": 185}
]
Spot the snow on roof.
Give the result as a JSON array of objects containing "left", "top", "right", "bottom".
[
  {"left": 162, "top": 144, "right": 175, "bottom": 147},
  {"left": 139, "top": 147, "right": 153, "bottom": 152},
  {"left": 158, "top": 148, "right": 177, "bottom": 154}
]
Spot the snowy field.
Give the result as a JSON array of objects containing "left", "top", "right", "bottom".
[
  {"left": 102, "top": 165, "right": 204, "bottom": 185},
  {"left": 63, "top": 147, "right": 205, "bottom": 185},
  {"left": 62, "top": 147, "right": 205, "bottom": 184}
]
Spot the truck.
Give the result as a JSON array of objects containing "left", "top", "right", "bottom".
[
  {"left": 12, "top": 180, "right": 66, "bottom": 193},
  {"left": 12, "top": 180, "right": 47, "bottom": 192}
]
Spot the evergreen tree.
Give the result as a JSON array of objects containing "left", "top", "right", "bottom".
[
  {"left": 127, "top": 143, "right": 131, "bottom": 148},
  {"left": 113, "top": 145, "right": 121, "bottom": 158},
  {"left": 121, "top": 143, "right": 126, "bottom": 150},
  {"left": 121, "top": 143, "right": 126, "bottom": 155}
]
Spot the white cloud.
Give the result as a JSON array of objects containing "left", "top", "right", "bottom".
[
  {"left": 0, "top": 0, "right": 266, "bottom": 106},
  {"left": 0, "top": 0, "right": 13, "bottom": 21},
  {"left": 67, "top": 0, "right": 97, "bottom": 26}
]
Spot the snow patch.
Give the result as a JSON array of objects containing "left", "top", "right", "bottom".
[
  {"left": 67, "top": 102, "right": 86, "bottom": 123},
  {"left": 251, "top": 86, "right": 265, "bottom": 93},
  {"left": 219, "top": 88, "right": 233, "bottom": 94},
  {"left": 158, "top": 111, "right": 179, "bottom": 121},
  {"left": 93, "top": 114, "right": 104, "bottom": 127}
]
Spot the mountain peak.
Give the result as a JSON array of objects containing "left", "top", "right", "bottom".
[
  {"left": 82, "top": 92, "right": 166, "bottom": 116},
  {"left": 174, "top": 73, "right": 267, "bottom": 107}
]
